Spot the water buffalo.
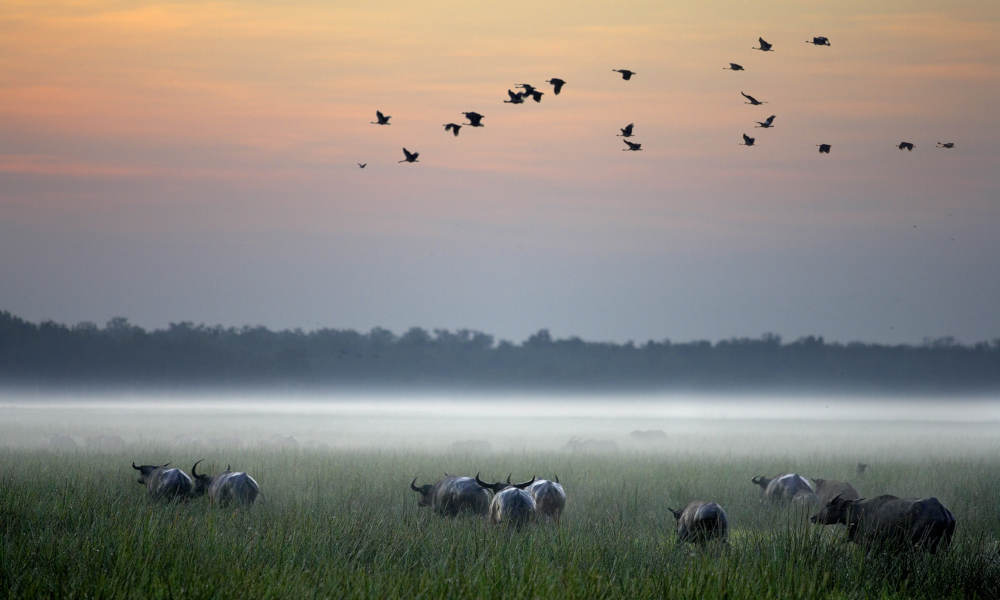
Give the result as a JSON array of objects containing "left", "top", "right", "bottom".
[
  {"left": 191, "top": 460, "right": 260, "bottom": 506},
  {"left": 752, "top": 473, "right": 818, "bottom": 506},
  {"left": 668, "top": 501, "right": 729, "bottom": 543},
  {"left": 811, "top": 478, "right": 860, "bottom": 508},
  {"left": 131, "top": 461, "right": 192, "bottom": 501},
  {"left": 811, "top": 494, "right": 956, "bottom": 553},
  {"left": 410, "top": 475, "right": 490, "bottom": 516},
  {"left": 527, "top": 477, "right": 566, "bottom": 522},
  {"left": 475, "top": 474, "right": 537, "bottom": 527}
]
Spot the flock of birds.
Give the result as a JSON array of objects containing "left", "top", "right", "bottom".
[{"left": 357, "top": 35, "right": 957, "bottom": 167}]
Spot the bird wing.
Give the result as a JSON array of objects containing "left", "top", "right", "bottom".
[
  {"left": 743, "top": 134, "right": 753, "bottom": 144},
  {"left": 765, "top": 115, "right": 775, "bottom": 125},
  {"left": 507, "top": 89, "right": 519, "bottom": 100},
  {"left": 402, "top": 148, "right": 414, "bottom": 159},
  {"left": 376, "top": 110, "right": 385, "bottom": 120},
  {"left": 624, "top": 123, "right": 634, "bottom": 134}
]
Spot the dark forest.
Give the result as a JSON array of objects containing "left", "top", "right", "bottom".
[{"left": 1, "top": 311, "right": 998, "bottom": 392}]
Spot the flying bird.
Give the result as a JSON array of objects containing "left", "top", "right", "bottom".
[
  {"left": 370, "top": 110, "right": 391, "bottom": 125},
  {"left": 936, "top": 142, "right": 955, "bottom": 148},
  {"left": 806, "top": 36, "right": 831, "bottom": 46},
  {"left": 398, "top": 147, "right": 419, "bottom": 163},
  {"left": 504, "top": 89, "right": 525, "bottom": 104},
  {"left": 817, "top": 144, "right": 831, "bottom": 153},
  {"left": 753, "top": 37, "right": 773, "bottom": 51},
  {"left": 443, "top": 123, "right": 462, "bottom": 137},
  {"left": 617, "top": 123, "right": 635, "bottom": 137},
  {"left": 528, "top": 90, "right": 543, "bottom": 103},
  {"left": 462, "top": 112, "right": 485, "bottom": 127},
  {"left": 546, "top": 78, "right": 566, "bottom": 94},
  {"left": 755, "top": 115, "right": 776, "bottom": 128},
  {"left": 612, "top": 68, "right": 636, "bottom": 80},
  {"left": 516, "top": 83, "right": 537, "bottom": 95},
  {"left": 741, "top": 91, "right": 766, "bottom": 105},
  {"left": 724, "top": 63, "right": 744, "bottom": 71},
  {"left": 898, "top": 141, "right": 914, "bottom": 151},
  {"left": 740, "top": 134, "right": 755, "bottom": 146},
  {"left": 622, "top": 140, "right": 642, "bottom": 151},
  {"left": 357, "top": 162, "right": 367, "bottom": 168}
]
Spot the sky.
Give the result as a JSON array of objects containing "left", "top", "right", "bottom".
[{"left": 1, "top": 0, "right": 998, "bottom": 344}]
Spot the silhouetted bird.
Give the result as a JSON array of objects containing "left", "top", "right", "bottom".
[
  {"left": 724, "top": 63, "right": 744, "bottom": 71},
  {"left": 817, "top": 143, "right": 831, "bottom": 153},
  {"left": 370, "top": 110, "right": 391, "bottom": 125},
  {"left": 613, "top": 68, "right": 636, "bottom": 80},
  {"left": 516, "top": 83, "right": 537, "bottom": 95},
  {"left": 755, "top": 115, "right": 776, "bottom": 128},
  {"left": 443, "top": 123, "right": 462, "bottom": 136},
  {"left": 528, "top": 90, "right": 543, "bottom": 102},
  {"left": 806, "top": 36, "right": 831, "bottom": 46},
  {"left": 546, "top": 78, "right": 566, "bottom": 94},
  {"left": 617, "top": 123, "right": 635, "bottom": 137},
  {"left": 740, "top": 133, "right": 755, "bottom": 146},
  {"left": 753, "top": 37, "right": 773, "bottom": 51},
  {"left": 898, "top": 141, "right": 914, "bottom": 151},
  {"left": 622, "top": 139, "right": 642, "bottom": 151},
  {"left": 937, "top": 142, "right": 955, "bottom": 148},
  {"left": 398, "top": 147, "right": 419, "bottom": 163},
  {"left": 463, "top": 112, "right": 485, "bottom": 127},
  {"left": 741, "top": 91, "right": 766, "bottom": 105},
  {"left": 504, "top": 89, "right": 525, "bottom": 104},
  {"left": 357, "top": 162, "right": 367, "bottom": 168}
]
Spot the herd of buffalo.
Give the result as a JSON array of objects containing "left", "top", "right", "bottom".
[{"left": 131, "top": 460, "right": 956, "bottom": 553}]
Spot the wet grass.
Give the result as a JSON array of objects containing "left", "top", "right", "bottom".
[{"left": 1, "top": 449, "right": 998, "bottom": 599}]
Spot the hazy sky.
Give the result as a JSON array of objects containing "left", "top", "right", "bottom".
[{"left": 1, "top": 0, "right": 998, "bottom": 344}]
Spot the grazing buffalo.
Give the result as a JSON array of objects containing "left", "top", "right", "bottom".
[
  {"left": 475, "top": 474, "right": 537, "bottom": 527},
  {"left": 856, "top": 462, "right": 869, "bottom": 475},
  {"left": 410, "top": 475, "right": 490, "bottom": 516},
  {"left": 527, "top": 477, "right": 566, "bottom": 522},
  {"left": 752, "top": 473, "right": 818, "bottom": 506},
  {"left": 191, "top": 460, "right": 260, "bottom": 506},
  {"left": 811, "top": 478, "right": 860, "bottom": 508},
  {"left": 131, "top": 461, "right": 192, "bottom": 501},
  {"left": 668, "top": 501, "right": 729, "bottom": 543},
  {"left": 811, "top": 494, "right": 956, "bottom": 553}
]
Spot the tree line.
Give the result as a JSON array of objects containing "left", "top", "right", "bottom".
[{"left": 1, "top": 310, "right": 998, "bottom": 392}]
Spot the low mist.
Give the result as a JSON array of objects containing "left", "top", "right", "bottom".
[{"left": 4, "top": 392, "right": 998, "bottom": 460}]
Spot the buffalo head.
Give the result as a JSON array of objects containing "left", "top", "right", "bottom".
[
  {"left": 474, "top": 472, "right": 535, "bottom": 494},
  {"left": 132, "top": 461, "right": 169, "bottom": 485},
  {"left": 811, "top": 494, "right": 855, "bottom": 524},
  {"left": 410, "top": 478, "right": 434, "bottom": 507},
  {"left": 191, "top": 459, "right": 212, "bottom": 497}
]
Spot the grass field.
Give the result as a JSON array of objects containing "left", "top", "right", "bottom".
[{"left": 1, "top": 397, "right": 999, "bottom": 599}]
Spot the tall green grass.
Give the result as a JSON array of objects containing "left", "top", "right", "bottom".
[{"left": 1, "top": 449, "right": 998, "bottom": 599}]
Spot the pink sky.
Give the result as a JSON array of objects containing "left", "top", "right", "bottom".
[{"left": 1, "top": 1, "right": 998, "bottom": 343}]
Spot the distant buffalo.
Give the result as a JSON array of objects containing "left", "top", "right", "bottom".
[
  {"left": 629, "top": 430, "right": 667, "bottom": 442},
  {"left": 668, "top": 501, "right": 729, "bottom": 543},
  {"left": 410, "top": 475, "right": 490, "bottom": 516},
  {"left": 752, "top": 473, "right": 817, "bottom": 506},
  {"left": 528, "top": 477, "right": 566, "bottom": 522},
  {"left": 811, "top": 494, "right": 956, "bottom": 553},
  {"left": 856, "top": 462, "right": 869, "bottom": 475},
  {"left": 191, "top": 460, "right": 260, "bottom": 506},
  {"left": 131, "top": 461, "right": 192, "bottom": 501},
  {"left": 475, "top": 474, "right": 537, "bottom": 527},
  {"left": 811, "top": 478, "right": 860, "bottom": 508}
]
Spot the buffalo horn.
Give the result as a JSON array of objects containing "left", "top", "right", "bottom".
[
  {"left": 410, "top": 477, "right": 421, "bottom": 492},
  {"left": 511, "top": 475, "right": 536, "bottom": 489},
  {"left": 131, "top": 461, "right": 140, "bottom": 470},
  {"left": 191, "top": 459, "right": 204, "bottom": 478}
]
